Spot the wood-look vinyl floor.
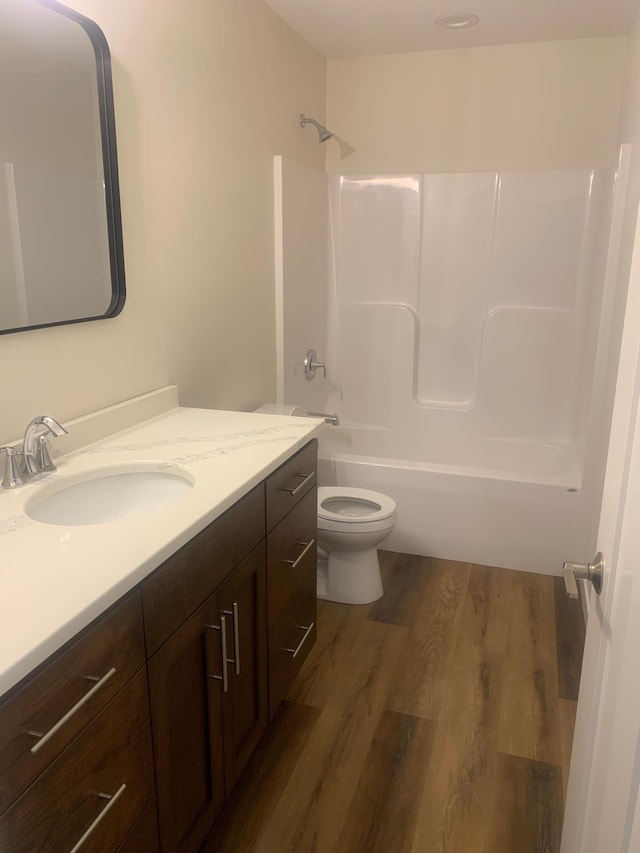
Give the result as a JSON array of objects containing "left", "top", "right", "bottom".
[{"left": 201, "top": 551, "right": 585, "bottom": 853}]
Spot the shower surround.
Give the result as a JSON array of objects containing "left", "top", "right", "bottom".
[{"left": 274, "top": 152, "right": 627, "bottom": 573}]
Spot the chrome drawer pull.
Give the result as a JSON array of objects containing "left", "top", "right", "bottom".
[
  {"left": 206, "top": 616, "right": 229, "bottom": 692},
  {"left": 221, "top": 603, "right": 241, "bottom": 676},
  {"left": 281, "top": 539, "right": 315, "bottom": 570},
  {"left": 283, "top": 623, "right": 315, "bottom": 659},
  {"left": 232, "top": 602, "right": 240, "bottom": 676},
  {"left": 68, "top": 783, "right": 126, "bottom": 853},
  {"left": 282, "top": 471, "right": 315, "bottom": 496},
  {"left": 27, "top": 667, "right": 117, "bottom": 754}
]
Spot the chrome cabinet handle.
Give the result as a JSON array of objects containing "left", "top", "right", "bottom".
[
  {"left": 281, "top": 539, "right": 316, "bottom": 570},
  {"left": 232, "top": 602, "right": 240, "bottom": 676},
  {"left": 27, "top": 668, "right": 116, "bottom": 754},
  {"left": 563, "top": 552, "right": 604, "bottom": 599},
  {"left": 222, "top": 603, "right": 241, "bottom": 676},
  {"left": 282, "top": 471, "right": 315, "bottom": 496},
  {"left": 206, "top": 616, "right": 228, "bottom": 693},
  {"left": 68, "top": 783, "right": 126, "bottom": 853},
  {"left": 282, "top": 623, "right": 315, "bottom": 659}
]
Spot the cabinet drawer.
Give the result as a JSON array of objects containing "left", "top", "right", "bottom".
[
  {"left": 265, "top": 440, "right": 317, "bottom": 532},
  {"left": 0, "top": 592, "right": 145, "bottom": 814},
  {"left": 0, "top": 668, "right": 155, "bottom": 853},
  {"left": 268, "top": 569, "right": 317, "bottom": 719},
  {"left": 142, "top": 483, "right": 265, "bottom": 655},
  {"left": 267, "top": 487, "right": 317, "bottom": 629}
]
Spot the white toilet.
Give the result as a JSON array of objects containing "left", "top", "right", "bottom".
[{"left": 316, "top": 486, "right": 397, "bottom": 604}]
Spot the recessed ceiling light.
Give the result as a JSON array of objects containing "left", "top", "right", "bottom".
[{"left": 434, "top": 13, "right": 480, "bottom": 29}]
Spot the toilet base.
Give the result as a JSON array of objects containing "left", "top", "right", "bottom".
[{"left": 317, "top": 547, "right": 384, "bottom": 605}]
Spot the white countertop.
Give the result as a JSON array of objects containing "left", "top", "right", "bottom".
[{"left": 0, "top": 405, "right": 322, "bottom": 697}]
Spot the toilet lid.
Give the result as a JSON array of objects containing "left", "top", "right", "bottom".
[{"left": 317, "top": 486, "right": 396, "bottom": 523}]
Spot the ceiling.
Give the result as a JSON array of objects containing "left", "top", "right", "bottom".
[{"left": 262, "top": 0, "right": 639, "bottom": 58}]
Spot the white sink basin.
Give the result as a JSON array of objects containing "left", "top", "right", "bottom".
[{"left": 26, "top": 464, "right": 194, "bottom": 526}]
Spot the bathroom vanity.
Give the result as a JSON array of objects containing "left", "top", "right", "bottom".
[{"left": 0, "top": 393, "right": 320, "bottom": 852}]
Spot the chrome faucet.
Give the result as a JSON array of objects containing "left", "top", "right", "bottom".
[
  {"left": 0, "top": 415, "right": 68, "bottom": 489},
  {"left": 22, "top": 415, "right": 68, "bottom": 479}
]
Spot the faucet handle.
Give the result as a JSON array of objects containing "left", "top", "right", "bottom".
[
  {"left": 304, "top": 348, "right": 327, "bottom": 381},
  {"left": 0, "top": 447, "right": 25, "bottom": 489}
]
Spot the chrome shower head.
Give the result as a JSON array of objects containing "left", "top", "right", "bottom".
[{"left": 299, "top": 113, "right": 333, "bottom": 143}]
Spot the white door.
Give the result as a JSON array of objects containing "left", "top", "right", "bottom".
[{"left": 561, "top": 206, "right": 640, "bottom": 852}]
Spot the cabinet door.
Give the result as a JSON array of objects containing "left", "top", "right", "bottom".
[
  {"left": 217, "top": 542, "right": 268, "bottom": 794},
  {"left": 148, "top": 592, "right": 226, "bottom": 853}
]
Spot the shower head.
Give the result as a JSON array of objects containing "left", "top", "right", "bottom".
[{"left": 300, "top": 113, "right": 333, "bottom": 143}]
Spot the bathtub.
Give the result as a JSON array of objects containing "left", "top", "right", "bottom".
[{"left": 317, "top": 426, "right": 589, "bottom": 575}]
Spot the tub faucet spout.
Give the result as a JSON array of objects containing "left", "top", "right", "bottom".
[{"left": 308, "top": 411, "right": 340, "bottom": 426}]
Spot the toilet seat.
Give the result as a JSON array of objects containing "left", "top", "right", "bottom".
[{"left": 317, "top": 486, "right": 396, "bottom": 524}]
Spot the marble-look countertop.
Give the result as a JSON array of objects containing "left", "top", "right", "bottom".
[{"left": 0, "top": 406, "right": 322, "bottom": 697}]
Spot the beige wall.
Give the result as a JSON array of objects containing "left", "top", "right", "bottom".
[
  {"left": 0, "top": 0, "right": 326, "bottom": 444},
  {"left": 326, "top": 38, "right": 627, "bottom": 174},
  {"left": 620, "top": 13, "right": 640, "bottom": 144}
]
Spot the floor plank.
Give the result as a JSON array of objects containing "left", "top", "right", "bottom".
[
  {"left": 498, "top": 571, "right": 562, "bottom": 766},
  {"left": 201, "top": 701, "right": 321, "bottom": 852},
  {"left": 286, "top": 598, "right": 370, "bottom": 708},
  {"left": 258, "top": 620, "right": 409, "bottom": 851},
  {"left": 387, "top": 558, "right": 470, "bottom": 720},
  {"left": 553, "top": 576, "right": 586, "bottom": 701},
  {"left": 336, "top": 710, "right": 436, "bottom": 853},
  {"left": 410, "top": 564, "right": 509, "bottom": 853},
  {"left": 368, "top": 551, "right": 431, "bottom": 627},
  {"left": 486, "top": 753, "right": 564, "bottom": 853}
]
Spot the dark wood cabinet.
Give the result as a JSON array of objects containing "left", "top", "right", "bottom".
[
  {"left": 218, "top": 542, "right": 268, "bottom": 793},
  {"left": 141, "top": 484, "right": 265, "bottom": 657},
  {"left": 144, "top": 489, "right": 269, "bottom": 853},
  {"left": 0, "top": 592, "right": 156, "bottom": 853},
  {"left": 117, "top": 803, "right": 160, "bottom": 853},
  {"left": 266, "top": 487, "right": 317, "bottom": 629},
  {"left": 268, "top": 567, "right": 317, "bottom": 718},
  {"left": 265, "top": 439, "right": 317, "bottom": 531},
  {"left": 0, "top": 669, "right": 155, "bottom": 853},
  {"left": 147, "top": 541, "right": 269, "bottom": 853},
  {"left": 265, "top": 442, "right": 318, "bottom": 720},
  {"left": 0, "top": 440, "right": 318, "bottom": 853},
  {"left": 0, "top": 593, "right": 146, "bottom": 815},
  {"left": 147, "top": 590, "right": 225, "bottom": 853}
]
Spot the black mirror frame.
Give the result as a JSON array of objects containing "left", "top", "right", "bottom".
[{"left": 0, "top": 0, "right": 126, "bottom": 336}]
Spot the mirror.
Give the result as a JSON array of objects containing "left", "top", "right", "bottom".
[{"left": 0, "top": 0, "right": 125, "bottom": 335}]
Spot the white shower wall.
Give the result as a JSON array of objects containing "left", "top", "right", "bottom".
[
  {"left": 274, "top": 154, "right": 625, "bottom": 572},
  {"left": 322, "top": 168, "right": 608, "bottom": 483}
]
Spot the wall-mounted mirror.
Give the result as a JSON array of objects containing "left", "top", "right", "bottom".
[{"left": 0, "top": 0, "right": 125, "bottom": 335}]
